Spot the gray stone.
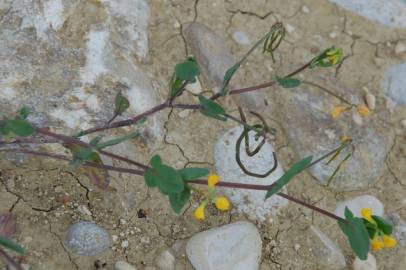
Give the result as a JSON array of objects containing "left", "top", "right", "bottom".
[
  {"left": 277, "top": 78, "right": 390, "bottom": 190},
  {"left": 156, "top": 249, "right": 175, "bottom": 270},
  {"left": 232, "top": 31, "right": 251, "bottom": 45},
  {"left": 387, "top": 213, "right": 406, "bottom": 247},
  {"left": 308, "top": 226, "right": 346, "bottom": 269},
  {"left": 214, "top": 126, "right": 288, "bottom": 221},
  {"left": 183, "top": 22, "right": 266, "bottom": 109},
  {"left": 115, "top": 261, "right": 137, "bottom": 270},
  {"left": 352, "top": 253, "right": 377, "bottom": 270},
  {"left": 381, "top": 63, "right": 406, "bottom": 106},
  {"left": 186, "top": 221, "right": 262, "bottom": 270},
  {"left": 328, "top": 0, "right": 406, "bottom": 28},
  {"left": 64, "top": 221, "right": 110, "bottom": 256},
  {"left": 335, "top": 195, "right": 384, "bottom": 219}
]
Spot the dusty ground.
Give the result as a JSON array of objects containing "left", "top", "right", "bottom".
[{"left": 1, "top": 0, "right": 406, "bottom": 269}]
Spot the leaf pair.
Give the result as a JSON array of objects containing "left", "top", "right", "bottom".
[
  {"left": 1, "top": 107, "right": 35, "bottom": 137},
  {"left": 144, "top": 155, "right": 209, "bottom": 213}
]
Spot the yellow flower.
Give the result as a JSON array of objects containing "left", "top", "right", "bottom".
[
  {"left": 371, "top": 238, "right": 384, "bottom": 251},
  {"left": 383, "top": 235, "right": 397, "bottom": 248},
  {"left": 207, "top": 174, "right": 220, "bottom": 188},
  {"left": 361, "top": 208, "right": 373, "bottom": 223},
  {"left": 214, "top": 196, "right": 230, "bottom": 211},
  {"left": 326, "top": 48, "right": 343, "bottom": 65},
  {"left": 331, "top": 106, "right": 347, "bottom": 119},
  {"left": 193, "top": 204, "right": 205, "bottom": 220},
  {"left": 357, "top": 104, "right": 370, "bottom": 117}
]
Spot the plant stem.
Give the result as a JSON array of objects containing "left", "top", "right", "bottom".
[
  {"left": 0, "top": 248, "right": 24, "bottom": 270},
  {"left": 2, "top": 138, "right": 347, "bottom": 223},
  {"left": 36, "top": 128, "right": 149, "bottom": 170}
]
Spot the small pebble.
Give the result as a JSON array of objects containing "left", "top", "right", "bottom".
[
  {"left": 286, "top": 24, "right": 295, "bottom": 33},
  {"left": 156, "top": 249, "right": 176, "bottom": 270},
  {"left": 401, "top": 119, "right": 406, "bottom": 128},
  {"left": 121, "top": 240, "right": 129, "bottom": 248},
  {"left": 329, "top": 31, "right": 339, "bottom": 39},
  {"left": 115, "top": 260, "right": 137, "bottom": 270},
  {"left": 352, "top": 112, "right": 363, "bottom": 125},
  {"left": 302, "top": 5, "right": 310, "bottom": 13},
  {"left": 365, "top": 93, "right": 376, "bottom": 110},
  {"left": 77, "top": 205, "right": 92, "bottom": 216},
  {"left": 294, "top": 243, "right": 301, "bottom": 251},
  {"left": 395, "top": 42, "right": 406, "bottom": 55}
]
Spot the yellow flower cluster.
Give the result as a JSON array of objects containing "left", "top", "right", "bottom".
[
  {"left": 193, "top": 174, "right": 231, "bottom": 220},
  {"left": 360, "top": 207, "right": 397, "bottom": 251}
]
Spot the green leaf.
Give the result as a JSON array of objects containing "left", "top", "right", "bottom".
[
  {"left": 95, "top": 132, "right": 139, "bottom": 150},
  {"left": 168, "top": 187, "right": 191, "bottom": 214},
  {"left": 19, "top": 107, "right": 30, "bottom": 119},
  {"left": 265, "top": 156, "right": 312, "bottom": 199},
  {"left": 89, "top": 135, "right": 103, "bottom": 146},
  {"left": 276, "top": 76, "right": 301, "bottom": 88},
  {"left": 114, "top": 92, "right": 130, "bottom": 115},
  {"left": 372, "top": 215, "right": 393, "bottom": 235},
  {"left": 155, "top": 165, "right": 184, "bottom": 194},
  {"left": 0, "top": 236, "right": 25, "bottom": 254},
  {"left": 150, "top": 155, "right": 162, "bottom": 168},
  {"left": 220, "top": 63, "right": 240, "bottom": 96},
  {"left": 178, "top": 167, "right": 209, "bottom": 180},
  {"left": 144, "top": 168, "right": 157, "bottom": 187},
  {"left": 338, "top": 207, "right": 370, "bottom": 260},
  {"left": 0, "top": 122, "right": 10, "bottom": 135},
  {"left": 6, "top": 119, "right": 35, "bottom": 137},
  {"left": 198, "top": 95, "right": 227, "bottom": 121},
  {"left": 175, "top": 59, "right": 199, "bottom": 81}
]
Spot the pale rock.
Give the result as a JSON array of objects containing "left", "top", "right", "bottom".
[
  {"left": 329, "top": 31, "right": 339, "bottom": 38},
  {"left": 302, "top": 5, "right": 310, "bottom": 13},
  {"left": 214, "top": 126, "right": 288, "bottom": 221},
  {"left": 395, "top": 42, "right": 406, "bottom": 55},
  {"left": 401, "top": 119, "right": 406, "bottom": 128},
  {"left": 64, "top": 221, "right": 110, "bottom": 256},
  {"left": 121, "top": 240, "right": 129, "bottom": 248},
  {"left": 308, "top": 226, "right": 346, "bottom": 269},
  {"left": 156, "top": 249, "right": 175, "bottom": 270},
  {"left": 352, "top": 253, "right": 377, "bottom": 270},
  {"left": 328, "top": 0, "right": 406, "bottom": 28},
  {"left": 365, "top": 93, "right": 376, "bottom": 110},
  {"left": 381, "top": 63, "right": 406, "bottom": 106},
  {"left": 286, "top": 23, "right": 295, "bottom": 33},
  {"left": 232, "top": 31, "right": 251, "bottom": 45},
  {"left": 115, "top": 261, "right": 137, "bottom": 270},
  {"left": 352, "top": 112, "right": 363, "bottom": 125},
  {"left": 77, "top": 205, "right": 92, "bottom": 216},
  {"left": 186, "top": 221, "right": 262, "bottom": 270},
  {"left": 185, "top": 77, "right": 203, "bottom": 94},
  {"left": 335, "top": 195, "right": 384, "bottom": 219}
]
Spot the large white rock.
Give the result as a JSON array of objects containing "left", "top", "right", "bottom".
[
  {"left": 186, "top": 221, "right": 262, "bottom": 270},
  {"left": 381, "top": 63, "right": 406, "bottom": 106},
  {"left": 352, "top": 253, "right": 377, "bottom": 270},
  {"left": 328, "top": 0, "right": 406, "bottom": 28},
  {"left": 309, "top": 226, "right": 346, "bottom": 269},
  {"left": 214, "top": 126, "right": 288, "bottom": 221},
  {"left": 335, "top": 195, "right": 384, "bottom": 219}
]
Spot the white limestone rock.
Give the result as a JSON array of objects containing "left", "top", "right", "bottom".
[
  {"left": 186, "top": 221, "right": 262, "bottom": 270},
  {"left": 352, "top": 253, "right": 377, "bottom": 270},
  {"left": 214, "top": 126, "right": 288, "bottom": 221}
]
